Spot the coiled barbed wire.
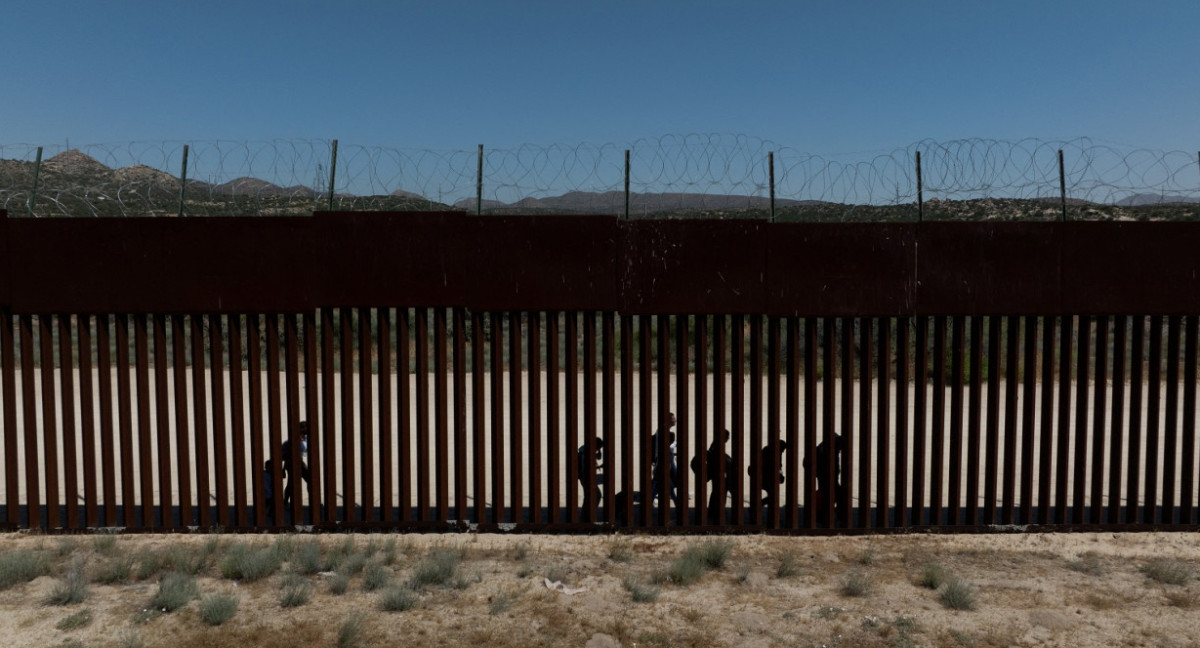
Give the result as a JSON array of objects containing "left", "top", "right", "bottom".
[{"left": 0, "top": 135, "right": 1196, "bottom": 219}]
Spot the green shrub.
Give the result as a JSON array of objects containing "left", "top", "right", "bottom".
[
  {"left": 665, "top": 551, "right": 707, "bottom": 586},
  {"left": 198, "top": 593, "right": 239, "bottom": 626},
  {"left": 291, "top": 540, "right": 323, "bottom": 576},
  {"left": 136, "top": 549, "right": 169, "bottom": 580},
  {"left": 329, "top": 570, "right": 350, "bottom": 595},
  {"left": 940, "top": 578, "right": 976, "bottom": 611},
  {"left": 696, "top": 539, "right": 733, "bottom": 569},
  {"left": 280, "top": 574, "right": 313, "bottom": 608},
  {"left": 408, "top": 548, "right": 462, "bottom": 589},
  {"left": 363, "top": 560, "right": 392, "bottom": 592},
  {"left": 379, "top": 584, "right": 418, "bottom": 612},
  {"left": 91, "top": 555, "right": 133, "bottom": 585},
  {"left": 150, "top": 571, "right": 200, "bottom": 612},
  {"left": 273, "top": 534, "right": 298, "bottom": 562},
  {"left": 0, "top": 548, "right": 51, "bottom": 590},
  {"left": 46, "top": 558, "right": 90, "bottom": 606},
  {"left": 918, "top": 562, "right": 949, "bottom": 590},
  {"left": 219, "top": 542, "right": 283, "bottom": 582},
  {"left": 340, "top": 552, "right": 368, "bottom": 576},
  {"left": 323, "top": 537, "right": 358, "bottom": 572},
  {"left": 56, "top": 608, "right": 93, "bottom": 631}
]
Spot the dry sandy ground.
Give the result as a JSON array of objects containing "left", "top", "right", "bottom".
[{"left": 4, "top": 530, "right": 1200, "bottom": 648}]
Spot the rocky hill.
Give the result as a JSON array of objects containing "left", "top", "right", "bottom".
[{"left": 1, "top": 149, "right": 1198, "bottom": 220}]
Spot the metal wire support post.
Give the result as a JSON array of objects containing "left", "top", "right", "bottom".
[
  {"left": 476, "top": 144, "right": 484, "bottom": 216},
  {"left": 177, "top": 144, "right": 189, "bottom": 218},
  {"left": 1058, "top": 149, "right": 1067, "bottom": 222},
  {"left": 327, "top": 139, "right": 339, "bottom": 212},
  {"left": 916, "top": 151, "right": 923, "bottom": 223},
  {"left": 769, "top": 151, "right": 776, "bottom": 223},
  {"left": 624, "top": 149, "right": 630, "bottom": 220},
  {"left": 26, "top": 147, "right": 43, "bottom": 218}
]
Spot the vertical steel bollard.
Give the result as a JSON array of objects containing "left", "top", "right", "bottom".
[
  {"left": 769, "top": 151, "right": 775, "bottom": 223},
  {"left": 1058, "top": 149, "right": 1067, "bottom": 222},
  {"left": 624, "top": 149, "right": 630, "bottom": 220},
  {"left": 327, "top": 139, "right": 339, "bottom": 212},
  {"left": 915, "top": 151, "right": 923, "bottom": 223},
  {"left": 476, "top": 144, "right": 484, "bottom": 216},
  {"left": 178, "top": 144, "right": 189, "bottom": 218},
  {"left": 26, "top": 147, "right": 43, "bottom": 218}
]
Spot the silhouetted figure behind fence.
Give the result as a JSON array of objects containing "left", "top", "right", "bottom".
[
  {"left": 578, "top": 437, "right": 605, "bottom": 517},
  {"left": 693, "top": 429, "right": 733, "bottom": 524},
  {"left": 750, "top": 439, "right": 789, "bottom": 512},
  {"left": 804, "top": 433, "right": 846, "bottom": 522}
]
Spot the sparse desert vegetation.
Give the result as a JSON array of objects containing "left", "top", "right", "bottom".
[{"left": 3, "top": 531, "right": 1200, "bottom": 647}]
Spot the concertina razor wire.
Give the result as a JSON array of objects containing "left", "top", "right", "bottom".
[{"left": 0, "top": 135, "right": 1197, "bottom": 219}]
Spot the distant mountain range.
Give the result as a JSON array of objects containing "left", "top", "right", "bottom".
[
  {"left": 2, "top": 149, "right": 1199, "bottom": 221},
  {"left": 451, "top": 191, "right": 825, "bottom": 214},
  {"left": 1114, "top": 193, "right": 1200, "bottom": 207}
]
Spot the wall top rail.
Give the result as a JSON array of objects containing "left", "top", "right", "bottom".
[{"left": 3, "top": 209, "right": 1200, "bottom": 316}]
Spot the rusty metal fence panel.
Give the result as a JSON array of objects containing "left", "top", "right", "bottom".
[{"left": 3, "top": 209, "right": 1200, "bottom": 533}]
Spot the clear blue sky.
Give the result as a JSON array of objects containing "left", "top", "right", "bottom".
[{"left": 6, "top": 1, "right": 1199, "bottom": 155}]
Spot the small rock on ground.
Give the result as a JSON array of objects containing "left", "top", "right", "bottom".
[{"left": 585, "top": 632, "right": 621, "bottom": 648}]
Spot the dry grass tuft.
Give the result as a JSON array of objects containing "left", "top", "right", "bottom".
[
  {"left": 939, "top": 577, "right": 977, "bottom": 611},
  {"left": 840, "top": 568, "right": 873, "bottom": 597},
  {"left": 378, "top": 584, "right": 418, "bottom": 612},
  {"left": 197, "top": 593, "right": 239, "bottom": 626},
  {"left": 408, "top": 547, "right": 464, "bottom": 589},
  {"left": 1164, "top": 588, "right": 1200, "bottom": 609},
  {"left": 776, "top": 550, "right": 801, "bottom": 578},
  {"left": 1141, "top": 558, "right": 1193, "bottom": 586},
  {"left": 0, "top": 548, "right": 52, "bottom": 589},
  {"left": 337, "top": 611, "right": 367, "bottom": 648},
  {"left": 623, "top": 575, "right": 661, "bottom": 603},
  {"left": 150, "top": 571, "right": 200, "bottom": 613},
  {"left": 219, "top": 542, "right": 283, "bottom": 582},
  {"left": 46, "top": 556, "right": 90, "bottom": 606},
  {"left": 1067, "top": 551, "right": 1105, "bottom": 576},
  {"left": 918, "top": 562, "right": 949, "bottom": 590}
]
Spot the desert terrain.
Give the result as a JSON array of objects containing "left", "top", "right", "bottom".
[{"left": 3, "top": 530, "right": 1200, "bottom": 648}]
